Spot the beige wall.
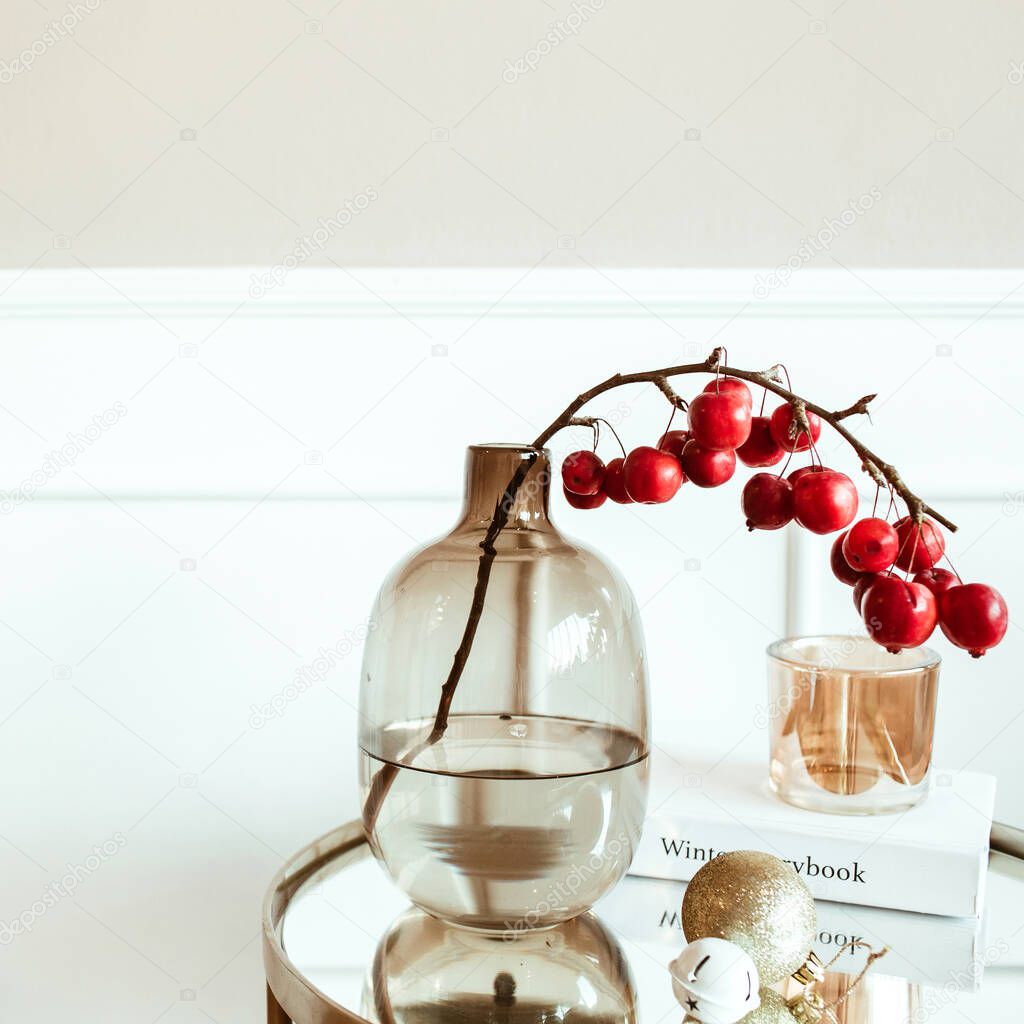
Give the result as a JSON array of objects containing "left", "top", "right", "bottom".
[{"left": 2, "top": 0, "right": 1022, "bottom": 268}]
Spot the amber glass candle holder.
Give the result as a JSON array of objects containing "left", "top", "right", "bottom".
[{"left": 766, "top": 636, "right": 940, "bottom": 815}]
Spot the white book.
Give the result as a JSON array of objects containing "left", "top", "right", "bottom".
[
  {"left": 596, "top": 874, "right": 987, "bottom": 989},
  {"left": 630, "top": 753, "right": 996, "bottom": 918}
]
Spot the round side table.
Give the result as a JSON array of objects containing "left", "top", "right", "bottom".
[{"left": 264, "top": 821, "right": 1024, "bottom": 1023}]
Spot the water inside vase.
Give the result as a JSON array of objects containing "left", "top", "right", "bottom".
[{"left": 360, "top": 714, "right": 648, "bottom": 931}]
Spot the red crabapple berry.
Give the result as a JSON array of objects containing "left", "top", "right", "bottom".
[
  {"left": 770, "top": 405, "right": 822, "bottom": 453},
  {"left": 742, "top": 474, "right": 795, "bottom": 531},
  {"left": 862, "top": 576, "right": 938, "bottom": 653},
  {"left": 561, "top": 450, "right": 605, "bottom": 496},
  {"left": 623, "top": 446, "right": 683, "bottom": 504},
  {"left": 893, "top": 516, "right": 945, "bottom": 572},
  {"left": 736, "top": 416, "right": 785, "bottom": 468},
  {"left": 680, "top": 439, "right": 736, "bottom": 488},
  {"left": 938, "top": 584, "right": 1008, "bottom": 658},
  {"left": 792, "top": 469, "right": 859, "bottom": 534},
  {"left": 913, "top": 567, "right": 958, "bottom": 599},
  {"left": 656, "top": 429, "right": 690, "bottom": 459},
  {"left": 788, "top": 464, "right": 830, "bottom": 485},
  {"left": 853, "top": 572, "right": 885, "bottom": 613},
  {"left": 831, "top": 532, "right": 864, "bottom": 587},
  {"left": 842, "top": 517, "right": 899, "bottom": 573},
  {"left": 702, "top": 377, "right": 753, "bottom": 409},
  {"left": 687, "top": 390, "right": 753, "bottom": 451},
  {"left": 563, "top": 486, "right": 607, "bottom": 509},
  {"left": 602, "top": 457, "right": 633, "bottom": 504}
]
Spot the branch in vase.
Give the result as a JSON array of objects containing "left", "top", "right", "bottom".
[
  {"left": 362, "top": 453, "right": 538, "bottom": 836},
  {"left": 362, "top": 346, "right": 955, "bottom": 835}
]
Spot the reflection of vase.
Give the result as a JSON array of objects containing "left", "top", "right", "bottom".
[
  {"left": 358, "top": 444, "right": 649, "bottom": 931},
  {"left": 363, "top": 907, "right": 639, "bottom": 1024},
  {"left": 768, "top": 636, "right": 939, "bottom": 814}
]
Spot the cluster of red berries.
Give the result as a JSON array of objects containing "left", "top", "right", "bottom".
[
  {"left": 560, "top": 374, "right": 1008, "bottom": 659},
  {"left": 831, "top": 516, "right": 1007, "bottom": 658}
]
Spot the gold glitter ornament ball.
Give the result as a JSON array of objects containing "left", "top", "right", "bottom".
[
  {"left": 740, "top": 988, "right": 795, "bottom": 1024},
  {"left": 681, "top": 850, "right": 816, "bottom": 985}
]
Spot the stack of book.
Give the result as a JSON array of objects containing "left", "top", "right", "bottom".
[{"left": 615, "top": 753, "right": 997, "bottom": 986}]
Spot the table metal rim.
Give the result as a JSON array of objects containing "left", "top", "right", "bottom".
[{"left": 262, "top": 819, "right": 372, "bottom": 1024}]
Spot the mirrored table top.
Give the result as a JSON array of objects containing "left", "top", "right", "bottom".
[{"left": 265, "top": 823, "right": 1024, "bottom": 1023}]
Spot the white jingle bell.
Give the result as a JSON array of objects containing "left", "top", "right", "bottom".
[{"left": 668, "top": 936, "right": 761, "bottom": 1024}]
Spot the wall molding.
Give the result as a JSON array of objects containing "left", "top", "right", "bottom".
[
  {"left": 1, "top": 267, "right": 1023, "bottom": 321},
  {"left": 1, "top": 267, "right": 1020, "bottom": 502}
]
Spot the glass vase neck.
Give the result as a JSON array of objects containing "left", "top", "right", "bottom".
[{"left": 456, "top": 444, "right": 552, "bottom": 530}]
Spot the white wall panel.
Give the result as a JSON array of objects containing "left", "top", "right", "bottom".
[{"left": 2, "top": 268, "right": 1024, "bottom": 498}]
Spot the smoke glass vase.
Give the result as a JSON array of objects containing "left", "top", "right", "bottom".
[{"left": 358, "top": 444, "right": 650, "bottom": 932}]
